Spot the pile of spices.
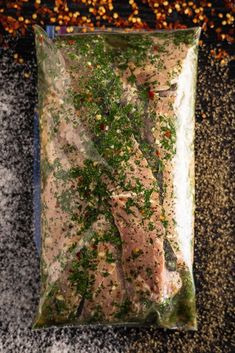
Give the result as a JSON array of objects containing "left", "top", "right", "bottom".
[{"left": 0, "top": 1, "right": 234, "bottom": 54}]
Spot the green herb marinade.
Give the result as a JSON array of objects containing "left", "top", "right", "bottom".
[{"left": 33, "top": 26, "right": 200, "bottom": 329}]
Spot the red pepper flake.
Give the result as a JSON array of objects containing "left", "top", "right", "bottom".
[
  {"left": 148, "top": 90, "right": 155, "bottom": 100},
  {"left": 164, "top": 130, "right": 171, "bottom": 138},
  {"left": 76, "top": 251, "right": 81, "bottom": 260},
  {"left": 155, "top": 150, "right": 161, "bottom": 157},
  {"left": 99, "top": 123, "right": 106, "bottom": 131},
  {"left": 92, "top": 244, "right": 97, "bottom": 250},
  {"left": 68, "top": 39, "right": 75, "bottom": 45}
]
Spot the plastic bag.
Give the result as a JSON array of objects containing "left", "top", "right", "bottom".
[{"left": 33, "top": 25, "right": 200, "bottom": 329}]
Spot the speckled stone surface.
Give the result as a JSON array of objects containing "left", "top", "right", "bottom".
[{"left": 0, "top": 34, "right": 234, "bottom": 353}]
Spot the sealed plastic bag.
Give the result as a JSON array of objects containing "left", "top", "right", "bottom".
[{"left": 33, "top": 25, "right": 200, "bottom": 329}]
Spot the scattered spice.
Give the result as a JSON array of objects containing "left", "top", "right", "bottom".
[
  {"left": 99, "top": 123, "right": 106, "bottom": 131},
  {"left": 164, "top": 130, "right": 171, "bottom": 138},
  {"left": 155, "top": 150, "right": 161, "bottom": 157},
  {"left": 148, "top": 90, "right": 155, "bottom": 99},
  {"left": 0, "top": 1, "right": 234, "bottom": 62},
  {"left": 68, "top": 39, "right": 75, "bottom": 45}
]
